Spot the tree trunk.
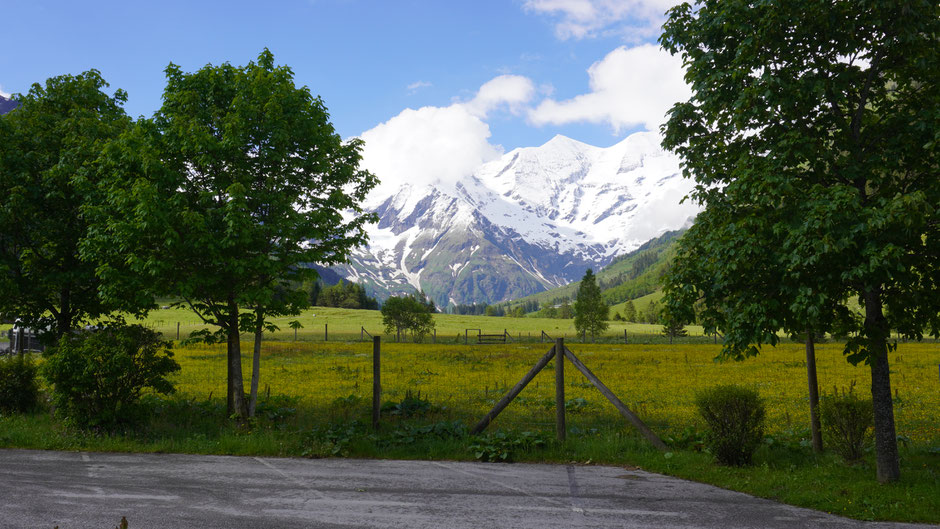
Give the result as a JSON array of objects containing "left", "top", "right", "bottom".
[
  {"left": 248, "top": 309, "right": 264, "bottom": 417},
  {"left": 57, "top": 287, "right": 72, "bottom": 339},
  {"left": 805, "top": 330, "right": 823, "bottom": 453},
  {"left": 864, "top": 289, "right": 900, "bottom": 483},
  {"left": 226, "top": 295, "right": 248, "bottom": 419}
]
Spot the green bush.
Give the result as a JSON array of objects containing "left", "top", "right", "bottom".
[
  {"left": 695, "top": 384, "right": 766, "bottom": 466},
  {"left": 0, "top": 354, "right": 41, "bottom": 414},
  {"left": 41, "top": 324, "right": 180, "bottom": 431},
  {"left": 820, "top": 391, "right": 873, "bottom": 461}
]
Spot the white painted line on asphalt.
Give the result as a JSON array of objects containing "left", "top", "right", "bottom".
[
  {"left": 253, "top": 457, "right": 330, "bottom": 500},
  {"left": 263, "top": 508, "right": 430, "bottom": 523},
  {"left": 306, "top": 499, "right": 420, "bottom": 508},
  {"left": 566, "top": 465, "right": 587, "bottom": 517},
  {"left": 510, "top": 505, "right": 686, "bottom": 517},
  {"left": 50, "top": 492, "right": 180, "bottom": 501},
  {"left": 431, "top": 462, "right": 568, "bottom": 509},
  {"left": 81, "top": 452, "right": 99, "bottom": 479}
]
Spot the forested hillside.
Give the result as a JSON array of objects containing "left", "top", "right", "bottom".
[{"left": 503, "top": 229, "right": 683, "bottom": 315}]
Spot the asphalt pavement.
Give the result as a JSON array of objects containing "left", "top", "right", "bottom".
[{"left": 0, "top": 449, "right": 934, "bottom": 529}]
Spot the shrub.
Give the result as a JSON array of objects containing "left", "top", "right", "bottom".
[
  {"left": 0, "top": 354, "right": 41, "bottom": 414},
  {"left": 820, "top": 390, "right": 873, "bottom": 461},
  {"left": 695, "top": 384, "right": 766, "bottom": 466},
  {"left": 41, "top": 324, "right": 180, "bottom": 430}
]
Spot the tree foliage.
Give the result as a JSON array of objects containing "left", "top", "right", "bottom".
[
  {"left": 660, "top": 0, "right": 938, "bottom": 482},
  {"left": 381, "top": 293, "right": 436, "bottom": 342},
  {"left": 574, "top": 269, "right": 609, "bottom": 340},
  {"left": 87, "top": 50, "right": 377, "bottom": 418},
  {"left": 0, "top": 71, "right": 131, "bottom": 338},
  {"left": 621, "top": 299, "right": 637, "bottom": 323},
  {"left": 313, "top": 280, "right": 378, "bottom": 310}
]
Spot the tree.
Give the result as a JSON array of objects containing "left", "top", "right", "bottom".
[
  {"left": 381, "top": 294, "right": 435, "bottom": 342},
  {"left": 88, "top": 50, "right": 376, "bottom": 419},
  {"left": 574, "top": 269, "right": 609, "bottom": 342},
  {"left": 622, "top": 299, "right": 637, "bottom": 323},
  {"left": 0, "top": 71, "right": 131, "bottom": 339},
  {"left": 644, "top": 300, "right": 661, "bottom": 325},
  {"left": 315, "top": 280, "right": 378, "bottom": 309},
  {"left": 660, "top": 0, "right": 938, "bottom": 482},
  {"left": 660, "top": 314, "right": 688, "bottom": 343}
]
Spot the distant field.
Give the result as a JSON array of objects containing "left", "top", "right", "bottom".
[
  {"left": 169, "top": 340, "right": 940, "bottom": 442},
  {"left": 128, "top": 305, "right": 710, "bottom": 344}
]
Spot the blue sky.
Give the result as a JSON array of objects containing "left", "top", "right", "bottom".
[{"left": 1, "top": 0, "right": 687, "bottom": 194}]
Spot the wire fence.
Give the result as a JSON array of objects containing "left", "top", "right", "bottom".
[{"left": 168, "top": 339, "right": 940, "bottom": 442}]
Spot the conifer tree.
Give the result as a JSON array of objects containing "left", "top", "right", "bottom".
[{"left": 574, "top": 269, "right": 609, "bottom": 342}]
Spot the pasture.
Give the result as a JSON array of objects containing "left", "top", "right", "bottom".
[
  {"left": 129, "top": 305, "right": 709, "bottom": 343},
  {"left": 170, "top": 340, "right": 940, "bottom": 443}
]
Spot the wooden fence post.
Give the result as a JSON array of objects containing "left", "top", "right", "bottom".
[
  {"left": 555, "top": 337, "right": 565, "bottom": 442},
  {"left": 325, "top": 323, "right": 328, "bottom": 341},
  {"left": 177, "top": 322, "right": 180, "bottom": 341},
  {"left": 373, "top": 336, "right": 381, "bottom": 430},
  {"left": 624, "top": 329, "right": 627, "bottom": 344}
]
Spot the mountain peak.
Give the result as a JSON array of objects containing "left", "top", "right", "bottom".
[
  {"left": 338, "top": 130, "right": 701, "bottom": 307},
  {"left": 0, "top": 95, "right": 20, "bottom": 115},
  {"left": 541, "top": 134, "right": 594, "bottom": 151}
]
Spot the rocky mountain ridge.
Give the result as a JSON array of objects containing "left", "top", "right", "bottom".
[{"left": 335, "top": 131, "right": 700, "bottom": 307}]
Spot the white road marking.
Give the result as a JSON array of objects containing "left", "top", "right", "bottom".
[
  {"left": 253, "top": 457, "right": 330, "bottom": 500},
  {"left": 432, "top": 461, "right": 568, "bottom": 509},
  {"left": 50, "top": 492, "right": 180, "bottom": 501},
  {"left": 510, "top": 505, "right": 685, "bottom": 517}
]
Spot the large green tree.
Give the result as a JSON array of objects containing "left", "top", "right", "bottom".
[
  {"left": 0, "top": 71, "right": 131, "bottom": 338},
  {"left": 381, "top": 293, "right": 435, "bottom": 342},
  {"left": 574, "top": 269, "right": 609, "bottom": 341},
  {"left": 88, "top": 50, "right": 376, "bottom": 418},
  {"left": 660, "top": 0, "right": 939, "bottom": 482}
]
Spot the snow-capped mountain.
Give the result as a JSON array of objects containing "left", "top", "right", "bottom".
[
  {"left": 0, "top": 95, "right": 20, "bottom": 115},
  {"left": 336, "top": 131, "right": 701, "bottom": 307}
]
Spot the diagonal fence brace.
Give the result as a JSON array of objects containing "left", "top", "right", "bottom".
[
  {"left": 563, "top": 346, "right": 667, "bottom": 451},
  {"left": 470, "top": 346, "right": 556, "bottom": 434}
]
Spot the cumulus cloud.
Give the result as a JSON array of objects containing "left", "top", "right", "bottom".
[
  {"left": 528, "top": 44, "right": 689, "bottom": 132},
  {"left": 0, "top": 85, "right": 10, "bottom": 98},
  {"left": 360, "top": 75, "right": 535, "bottom": 201},
  {"left": 464, "top": 75, "right": 535, "bottom": 117},
  {"left": 524, "top": 0, "right": 680, "bottom": 41}
]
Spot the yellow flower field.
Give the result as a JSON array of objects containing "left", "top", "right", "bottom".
[{"left": 171, "top": 340, "right": 940, "bottom": 442}]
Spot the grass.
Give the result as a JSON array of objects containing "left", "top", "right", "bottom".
[
  {"left": 1, "top": 339, "right": 938, "bottom": 523},
  {"left": 118, "top": 305, "right": 711, "bottom": 344}
]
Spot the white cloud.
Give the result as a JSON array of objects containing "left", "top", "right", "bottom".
[
  {"left": 0, "top": 85, "right": 11, "bottom": 99},
  {"left": 360, "top": 75, "right": 535, "bottom": 201},
  {"left": 464, "top": 75, "right": 535, "bottom": 117},
  {"left": 528, "top": 44, "right": 689, "bottom": 133},
  {"left": 524, "top": 0, "right": 680, "bottom": 41},
  {"left": 406, "top": 80, "right": 432, "bottom": 94}
]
